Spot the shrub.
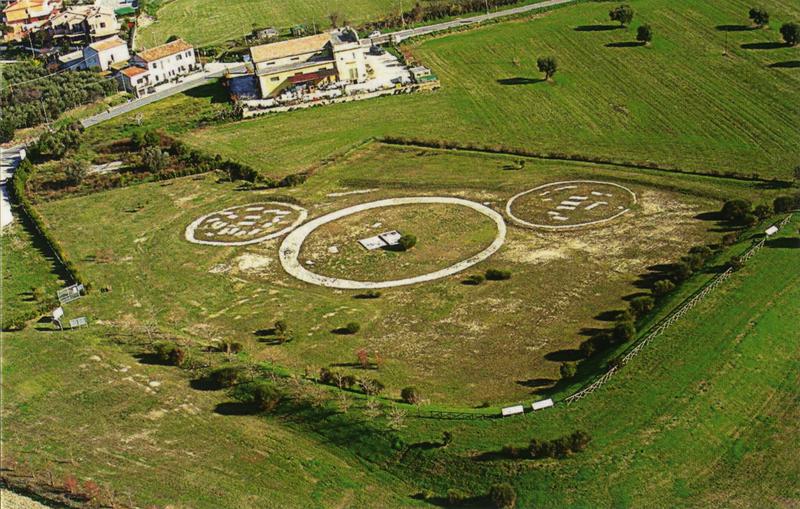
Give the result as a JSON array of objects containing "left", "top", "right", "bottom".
[
  {"left": 636, "top": 24, "right": 653, "bottom": 44},
  {"left": 689, "top": 245, "right": 713, "bottom": 260},
  {"left": 340, "top": 374, "right": 357, "bottom": 388},
  {"left": 720, "top": 199, "right": 752, "bottom": 224},
  {"left": 729, "top": 256, "right": 745, "bottom": 271},
  {"left": 489, "top": 483, "right": 517, "bottom": 509},
  {"left": 401, "top": 386, "right": 421, "bottom": 404},
  {"left": 613, "top": 320, "right": 636, "bottom": 343},
  {"left": 153, "top": 342, "right": 185, "bottom": 366},
  {"left": 529, "top": 431, "right": 592, "bottom": 459},
  {"left": 141, "top": 145, "right": 169, "bottom": 173},
  {"left": 559, "top": 362, "right": 577, "bottom": 379},
  {"left": 629, "top": 296, "right": 655, "bottom": 317},
  {"left": 721, "top": 232, "right": 739, "bottom": 246},
  {"left": 274, "top": 319, "right": 289, "bottom": 337},
  {"left": 536, "top": 56, "right": 558, "bottom": 79},
  {"left": 485, "top": 269, "right": 512, "bottom": 281},
  {"left": 671, "top": 261, "right": 692, "bottom": 282},
  {"left": 464, "top": 274, "right": 485, "bottom": 285},
  {"left": 359, "top": 378, "right": 384, "bottom": 395},
  {"left": 231, "top": 381, "right": 283, "bottom": 412},
  {"left": 63, "top": 158, "right": 88, "bottom": 185},
  {"left": 357, "top": 290, "right": 382, "bottom": 299},
  {"left": 208, "top": 366, "right": 243, "bottom": 388},
  {"left": 398, "top": 233, "right": 417, "bottom": 251},
  {"left": 753, "top": 204, "right": 772, "bottom": 220},
  {"left": 446, "top": 488, "right": 469, "bottom": 506},
  {"left": 652, "top": 279, "right": 675, "bottom": 297},
  {"left": 319, "top": 367, "right": 334, "bottom": 384},
  {"left": 682, "top": 253, "right": 705, "bottom": 272},
  {"left": 220, "top": 340, "right": 243, "bottom": 354},
  {"left": 343, "top": 322, "right": 361, "bottom": 334},
  {"left": 773, "top": 195, "right": 796, "bottom": 213}
]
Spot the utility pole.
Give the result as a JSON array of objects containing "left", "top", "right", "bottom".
[{"left": 485, "top": 0, "right": 490, "bottom": 15}]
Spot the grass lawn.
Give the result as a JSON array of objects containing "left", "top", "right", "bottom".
[
  {"left": 137, "top": 0, "right": 398, "bottom": 48},
  {"left": 153, "top": 0, "right": 800, "bottom": 181},
  {"left": 0, "top": 221, "right": 65, "bottom": 325},
  {"left": 30, "top": 142, "right": 780, "bottom": 405}
]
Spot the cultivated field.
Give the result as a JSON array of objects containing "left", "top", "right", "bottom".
[
  {"left": 137, "top": 0, "right": 397, "bottom": 47},
  {"left": 156, "top": 0, "right": 800, "bottom": 181},
  {"left": 31, "top": 143, "right": 775, "bottom": 404}
]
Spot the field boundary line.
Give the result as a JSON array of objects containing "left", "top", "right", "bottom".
[{"left": 563, "top": 213, "right": 794, "bottom": 406}]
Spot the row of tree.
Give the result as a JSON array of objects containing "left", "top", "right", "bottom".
[{"left": 749, "top": 7, "right": 800, "bottom": 45}]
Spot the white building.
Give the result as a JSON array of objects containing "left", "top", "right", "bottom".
[
  {"left": 131, "top": 38, "right": 197, "bottom": 86},
  {"left": 83, "top": 35, "right": 128, "bottom": 71}
]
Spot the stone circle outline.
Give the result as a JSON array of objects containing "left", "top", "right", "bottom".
[
  {"left": 279, "top": 197, "right": 507, "bottom": 289},
  {"left": 185, "top": 202, "right": 308, "bottom": 246},
  {"left": 505, "top": 180, "right": 637, "bottom": 230}
]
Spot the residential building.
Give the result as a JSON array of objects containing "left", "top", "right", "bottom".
[
  {"left": 249, "top": 27, "right": 367, "bottom": 98},
  {"left": 2, "top": 0, "right": 62, "bottom": 42},
  {"left": 131, "top": 38, "right": 197, "bottom": 85},
  {"left": 48, "top": 4, "right": 120, "bottom": 44},
  {"left": 83, "top": 35, "right": 128, "bottom": 71},
  {"left": 117, "top": 64, "right": 149, "bottom": 96}
]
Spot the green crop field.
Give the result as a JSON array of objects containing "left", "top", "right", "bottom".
[
  {"left": 156, "top": 0, "right": 800, "bottom": 181},
  {"left": 137, "top": 0, "right": 397, "bottom": 48}
]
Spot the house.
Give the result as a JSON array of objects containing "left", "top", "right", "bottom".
[
  {"left": 117, "top": 64, "right": 149, "bottom": 96},
  {"left": 2, "top": 0, "right": 62, "bottom": 42},
  {"left": 249, "top": 27, "right": 367, "bottom": 99},
  {"left": 56, "top": 48, "right": 82, "bottom": 69},
  {"left": 83, "top": 35, "right": 128, "bottom": 71},
  {"left": 48, "top": 4, "right": 120, "bottom": 44},
  {"left": 131, "top": 38, "right": 197, "bottom": 86}
]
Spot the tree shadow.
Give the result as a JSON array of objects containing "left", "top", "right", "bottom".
[
  {"left": 740, "top": 42, "right": 787, "bottom": 50},
  {"left": 182, "top": 81, "right": 229, "bottom": 103},
  {"left": 330, "top": 361, "right": 376, "bottom": 370},
  {"left": 516, "top": 377, "right": 555, "bottom": 389},
  {"left": 133, "top": 352, "right": 170, "bottom": 366},
  {"left": 594, "top": 309, "right": 625, "bottom": 322},
  {"left": 605, "top": 41, "right": 646, "bottom": 48},
  {"left": 766, "top": 237, "right": 800, "bottom": 249},
  {"left": 544, "top": 349, "right": 582, "bottom": 362},
  {"left": 769, "top": 60, "right": 800, "bottom": 68},
  {"left": 189, "top": 378, "right": 220, "bottom": 391},
  {"left": 574, "top": 24, "right": 623, "bottom": 32},
  {"left": 496, "top": 77, "right": 545, "bottom": 85},
  {"left": 331, "top": 327, "right": 358, "bottom": 335},
  {"left": 715, "top": 24, "right": 757, "bottom": 32},
  {"left": 213, "top": 401, "right": 259, "bottom": 415}
]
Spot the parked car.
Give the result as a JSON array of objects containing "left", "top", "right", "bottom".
[
  {"left": 368, "top": 45, "right": 386, "bottom": 56},
  {"left": 369, "top": 30, "right": 381, "bottom": 38}
]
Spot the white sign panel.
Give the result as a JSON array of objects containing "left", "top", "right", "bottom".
[
  {"left": 378, "top": 230, "right": 402, "bottom": 245},
  {"left": 501, "top": 405, "right": 524, "bottom": 417},
  {"left": 765, "top": 226, "right": 778, "bottom": 236},
  {"left": 52, "top": 307, "right": 64, "bottom": 320},
  {"left": 531, "top": 398, "right": 554, "bottom": 411},
  {"left": 358, "top": 236, "right": 387, "bottom": 250}
]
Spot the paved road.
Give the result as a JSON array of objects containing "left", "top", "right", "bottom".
[
  {"left": 1, "top": 145, "right": 25, "bottom": 229},
  {"left": 382, "top": 0, "right": 578, "bottom": 42},
  {"left": 80, "top": 63, "right": 246, "bottom": 129}
]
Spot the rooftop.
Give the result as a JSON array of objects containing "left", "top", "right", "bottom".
[
  {"left": 120, "top": 65, "right": 147, "bottom": 77},
  {"left": 88, "top": 35, "right": 126, "bottom": 52},
  {"left": 250, "top": 32, "right": 330, "bottom": 63},
  {"left": 136, "top": 38, "right": 193, "bottom": 62}
]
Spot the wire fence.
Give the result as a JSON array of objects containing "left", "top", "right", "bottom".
[{"left": 564, "top": 213, "right": 794, "bottom": 406}]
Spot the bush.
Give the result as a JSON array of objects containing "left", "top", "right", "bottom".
[
  {"left": 781, "top": 22, "right": 800, "bottom": 46},
  {"left": 681, "top": 252, "right": 705, "bottom": 272},
  {"left": 636, "top": 24, "right": 653, "bottom": 44},
  {"left": 359, "top": 378, "right": 384, "bottom": 395},
  {"left": 613, "top": 320, "right": 636, "bottom": 343},
  {"left": 559, "top": 362, "right": 577, "bottom": 379},
  {"left": 489, "top": 483, "right": 517, "bottom": 509},
  {"left": 231, "top": 381, "right": 283, "bottom": 412},
  {"left": 220, "top": 340, "right": 243, "bottom": 354},
  {"left": 753, "top": 204, "right": 772, "bottom": 220},
  {"left": 529, "top": 431, "right": 591, "bottom": 459},
  {"left": 629, "top": 296, "right": 655, "bottom": 317},
  {"left": 208, "top": 366, "right": 243, "bottom": 388},
  {"left": 748, "top": 7, "right": 769, "bottom": 27},
  {"left": 464, "top": 274, "right": 485, "bottom": 285},
  {"left": 652, "top": 279, "right": 676, "bottom": 297},
  {"left": 485, "top": 269, "right": 512, "bottom": 281},
  {"left": 720, "top": 199, "right": 752, "bottom": 224},
  {"left": 689, "top": 245, "right": 713, "bottom": 260},
  {"left": 721, "top": 232, "right": 739, "bottom": 246},
  {"left": 609, "top": 4, "right": 634, "bottom": 26},
  {"left": 671, "top": 261, "right": 693, "bottom": 282},
  {"left": 773, "top": 195, "right": 796, "bottom": 213},
  {"left": 446, "top": 488, "right": 469, "bottom": 506},
  {"left": 274, "top": 319, "right": 289, "bottom": 337},
  {"left": 401, "top": 386, "right": 421, "bottom": 404},
  {"left": 398, "top": 233, "right": 417, "bottom": 251},
  {"left": 356, "top": 290, "right": 382, "bottom": 299},
  {"left": 343, "top": 322, "right": 361, "bottom": 334},
  {"left": 153, "top": 342, "right": 185, "bottom": 366},
  {"left": 729, "top": 256, "right": 745, "bottom": 271}
]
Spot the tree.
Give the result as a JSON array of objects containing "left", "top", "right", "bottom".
[
  {"left": 559, "top": 362, "right": 577, "bottom": 379},
  {"left": 398, "top": 233, "right": 417, "bottom": 251},
  {"left": 141, "top": 145, "right": 169, "bottom": 173},
  {"left": 748, "top": 7, "right": 769, "bottom": 28},
  {"left": 328, "top": 11, "right": 340, "bottom": 27},
  {"left": 637, "top": 24, "right": 653, "bottom": 44},
  {"left": 63, "top": 158, "right": 88, "bottom": 185},
  {"left": 485, "top": 268, "right": 512, "bottom": 280},
  {"left": 401, "top": 386, "right": 421, "bottom": 404},
  {"left": 780, "top": 22, "right": 800, "bottom": 45},
  {"left": 343, "top": 322, "right": 361, "bottom": 334},
  {"left": 537, "top": 56, "right": 558, "bottom": 80},
  {"left": 753, "top": 204, "right": 772, "bottom": 220},
  {"left": 489, "top": 483, "right": 517, "bottom": 509},
  {"left": 274, "top": 319, "right": 289, "bottom": 337},
  {"left": 0, "top": 117, "right": 15, "bottom": 143},
  {"left": 356, "top": 348, "right": 369, "bottom": 368},
  {"left": 232, "top": 381, "right": 283, "bottom": 412},
  {"left": 729, "top": 256, "right": 745, "bottom": 271},
  {"left": 793, "top": 165, "right": 800, "bottom": 183},
  {"left": 208, "top": 366, "right": 243, "bottom": 388},
  {"left": 609, "top": 5, "right": 634, "bottom": 27},
  {"left": 613, "top": 320, "right": 636, "bottom": 343},
  {"left": 671, "top": 261, "right": 693, "bottom": 282}
]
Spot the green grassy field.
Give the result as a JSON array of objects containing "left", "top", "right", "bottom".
[
  {"left": 136, "top": 0, "right": 800, "bottom": 182},
  {"left": 137, "top": 0, "right": 398, "bottom": 48}
]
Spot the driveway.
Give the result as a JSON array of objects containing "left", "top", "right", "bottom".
[{"left": 1, "top": 145, "right": 25, "bottom": 229}]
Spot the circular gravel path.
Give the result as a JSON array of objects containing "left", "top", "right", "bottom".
[
  {"left": 505, "top": 180, "right": 637, "bottom": 230},
  {"left": 279, "top": 197, "right": 507, "bottom": 289},
  {"left": 185, "top": 202, "right": 308, "bottom": 246}
]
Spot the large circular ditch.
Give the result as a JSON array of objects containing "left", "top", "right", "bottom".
[
  {"left": 505, "top": 180, "right": 637, "bottom": 230},
  {"left": 279, "top": 197, "right": 507, "bottom": 289},
  {"left": 185, "top": 202, "right": 308, "bottom": 246}
]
